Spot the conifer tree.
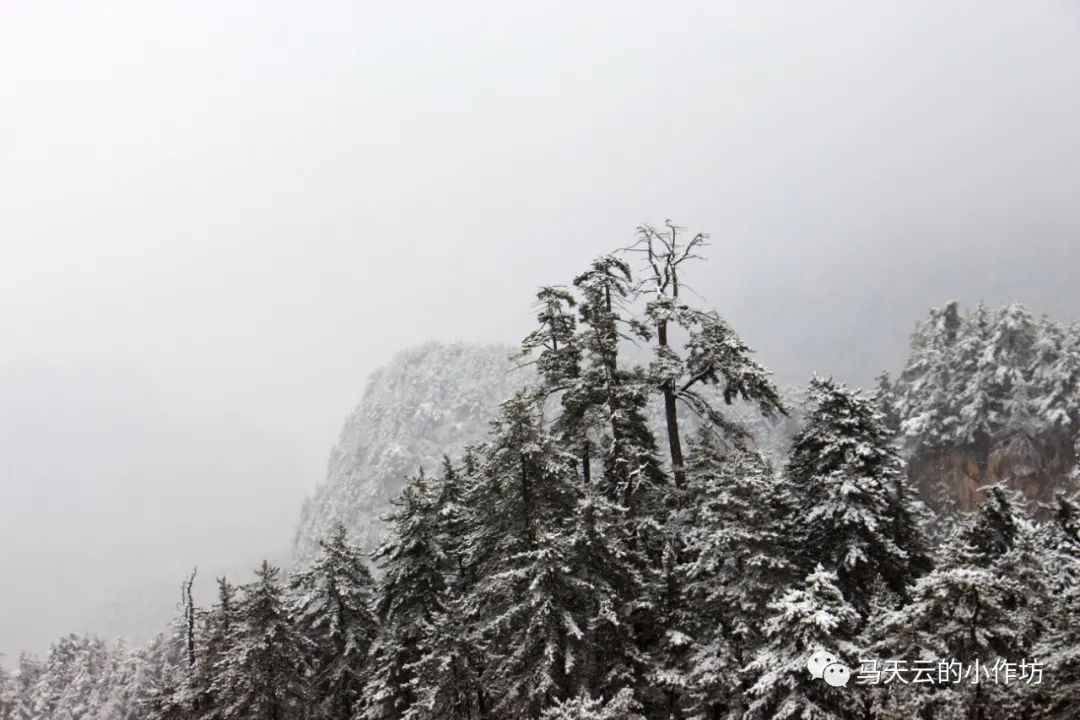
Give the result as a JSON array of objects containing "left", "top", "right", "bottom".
[
  {"left": 1043, "top": 492, "right": 1080, "bottom": 580},
  {"left": 564, "top": 484, "right": 649, "bottom": 703},
  {"left": 570, "top": 255, "right": 663, "bottom": 517},
  {"left": 23, "top": 634, "right": 112, "bottom": 720},
  {"left": 540, "top": 688, "right": 646, "bottom": 720},
  {"left": 871, "top": 485, "right": 1050, "bottom": 719},
  {"left": 464, "top": 393, "right": 588, "bottom": 718},
  {"left": 474, "top": 530, "right": 587, "bottom": 719},
  {"left": 464, "top": 392, "right": 579, "bottom": 573},
  {"left": 406, "top": 458, "right": 486, "bottom": 720},
  {"left": 406, "top": 602, "right": 483, "bottom": 720},
  {"left": 212, "top": 561, "right": 310, "bottom": 720},
  {"left": 874, "top": 371, "right": 901, "bottom": 434},
  {"left": 630, "top": 222, "right": 785, "bottom": 488},
  {"left": 954, "top": 302, "right": 996, "bottom": 455},
  {"left": 1030, "top": 314, "right": 1080, "bottom": 434},
  {"left": 122, "top": 634, "right": 189, "bottom": 720},
  {"left": 520, "top": 286, "right": 582, "bottom": 396},
  {"left": 134, "top": 631, "right": 190, "bottom": 720},
  {"left": 1031, "top": 496, "right": 1080, "bottom": 720},
  {"left": 679, "top": 432, "right": 802, "bottom": 718},
  {"left": 0, "top": 662, "right": 13, "bottom": 720},
  {"left": 192, "top": 578, "right": 237, "bottom": 720},
  {"left": 86, "top": 643, "right": 135, "bottom": 720},
  {"left": 361, "top": 469, "right": 446, "bottom": 720},
  {"left": 744, "top": 565, "right": 863, "bottom": 720},
  {"left": 290, "top": 524, "right": 378, "bottom": 720},
  {"left": 896, "top": 300, "right": 963, "bottom": 455},
  {"left": 7, "top": 653, "right": 43, "bottom": 720},
  {"left": 787, "top": 377, "right": 930, "bottom": 615}
]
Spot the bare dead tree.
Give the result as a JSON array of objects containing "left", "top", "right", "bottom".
[
  {"left": 182, "top": 567, "right": 198, "bottom": 669},
  {"left": 628, "top": 220, "right": 708, "bottom": 487}
]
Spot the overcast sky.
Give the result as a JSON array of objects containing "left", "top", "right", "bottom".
[{"left": 2, "top": 0, "right": 1079, "bottom": 661}]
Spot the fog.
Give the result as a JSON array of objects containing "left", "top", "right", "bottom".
[{"left": 1, "top": 0, "right": 1078, "bottom": 662}]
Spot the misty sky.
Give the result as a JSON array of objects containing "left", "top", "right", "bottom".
[{"left": 2, "top": 1, "right": 1079, "bottom": 662}]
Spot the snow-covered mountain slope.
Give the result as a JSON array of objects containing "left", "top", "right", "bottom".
[{"left": 292, "top": 343, "right": 529, "bottom": 564}]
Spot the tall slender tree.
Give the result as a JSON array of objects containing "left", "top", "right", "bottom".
[
  {"left": 787, "top": 377, "right": 930, "bottom": 616},
  {"left": 408, "top": 458, "right": 486, "bottom": 720},
  {"left": 463, "top": 393, "right": 585, "bottom": 718},
  {"left": 361, "top": 470, "right": 446, "bottom": 720},
  {"left": 193, "top": 577, "right": 237, "bottom": 720},
  {"left": 679, "top": 431, "right": 802, "bottom": 718},
  {"left": 570, "top": 255, "right": 664, "bottom": 517},
  {"left": 212, "top": 561, "right": 310, "bottom": 720},
  {"left": 630, "top": 221, "right": 785, "bottom": 488},
  {"left": 290, "top": 524, "right": 378, "bottom": 720}
]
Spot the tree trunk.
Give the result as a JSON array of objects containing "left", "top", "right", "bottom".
[{"left": 657, "top": 321, "right": 686, "bottom": 487}]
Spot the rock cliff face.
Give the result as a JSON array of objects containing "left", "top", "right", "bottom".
[
  {"left": 908, "top": 433, "right": 1077, "bottom": 513},
  {"left": 292, "top": 343, "right": 528, "bottom": 564}
]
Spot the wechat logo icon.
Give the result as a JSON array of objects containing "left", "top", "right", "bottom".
[{"left": 807, "top": 649, "right": 851, "bottom": 688}]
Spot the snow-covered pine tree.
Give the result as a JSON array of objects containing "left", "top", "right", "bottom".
[
  {"left": 627, "top": 222, "right": 704, "bottom": 491},
  {"left": 361, "top": 469, "right": 445, "bottom": 720},
  {"left": 987, "top": 304, "right": 1038, "bottom": 398},
  {"left": 564, "top": 484, "right": 649, "bottom": 704},
  {"left": 0, "top": 662, "right": 13, "bottom": 720},
  {"left": 191, "top": 577, "right": 237, "bottom": 720},
  {"left": 405, "top": 602, "right": 483, "bottom": 720},
  {"left": 787, "top": 377, "right": 930, "bottom": 616},
  {"left": 140, "top": 581, "right": 214, "bottom": 720},
  {"left": 6, "top": 653, "right": 43, "bottom": 720},
  {"left": 570, "top": 255, "right": 664, "bottom": 519},
  {"left": 22, "top": 634, "right": 112, "bottom": 720},
  {"left": 88, "top": 640, "right": 168, "bottom": 720},
  {"left": 871, "top": 485, "right": 1050, "bottom": 719},
  {"left": 539, "top": 688, "right": 646, "bottom": 720},
  {"left": 1029, "top": 315, "right": 1080, "bottom": 500},
  {"left": 212, "top": 561, "right": 310, "bottom": 720},
  {"left": 1031, "top": 495, "right": 1080, "bottom": 719},
  {"left": 1032, "top": 579, "right": 1080, "bottom": 719},
  {"left": 404, "top": 458, "right": 486, "bottom": 720},
  {"left": 289, "top": 523, "right": 378, "bottom": 720},
  {"left": 520, "top": 286, "right": 582, "bottom": 396},
  {"left": 679, "top": 429, "right": 802, "bottom": 718},
  {"left": 1028, "top": 492, "right": 1080, "bottom": 718},
  {"left": 112, "top": 634, "right": 178, "bottom": 720},
  {"left": 896, "top": 300, "right": 963, "bottom": 456},
  {"left": 983, "top": 305, "right": 1045, "bottom": 487},
  {"left": 875, "top": 371, "right": 901, "bottom": 434},
  {"left": 474, "top": 530, "right": 592, "bottom": 719},
  {"left": 81, "top": 641, "right": 126, "bottom": 719},
  {"left": 463, "top": 392, "right": 588, "bottom": 718},
  {"left": 872, "top": 377, "right": 938, "bottom": 586},
  {"left": 1044, "top": 491, "right": 1080, "bottom": 577},
  {"left": 119, "top": 634, "right": 189, "bottom": 720},
  {"left": 744, "top": 565, "right": 863, "bottom": 720},
  {"left": 953, "top": 302, "right": 996, "bottom": 464}
]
